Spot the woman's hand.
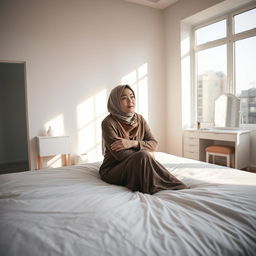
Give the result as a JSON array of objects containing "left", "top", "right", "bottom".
[{"left": 111, "top": 138, "right": 138, "bottom": 151}]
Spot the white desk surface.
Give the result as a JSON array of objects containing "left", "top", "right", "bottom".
[
  {"left": 185, "top": 128, "right": 250, "bottom": 135},
  {"left": 37, "top": 135, "right": 70, "bottom": 139}
]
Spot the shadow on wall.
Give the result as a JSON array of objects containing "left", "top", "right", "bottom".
[{"left": 42, "top": 63, "right": 149, "bottom": 167}]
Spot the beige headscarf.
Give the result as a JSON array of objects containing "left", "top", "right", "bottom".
[{"left": 107, "top": 85, "right": 136, "bottom": 124}]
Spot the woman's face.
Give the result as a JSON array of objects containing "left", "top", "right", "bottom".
[{"left": 119, "top": 88, "right": 136, "bottom": 114}]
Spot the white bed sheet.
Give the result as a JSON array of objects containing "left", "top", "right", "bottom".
[{"left": 0, "top": 152, "right": 255, "bottom": 256}]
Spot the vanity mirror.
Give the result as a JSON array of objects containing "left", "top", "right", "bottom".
[{"left": 214, "top": 93, "right": 240, "bottom": 128}]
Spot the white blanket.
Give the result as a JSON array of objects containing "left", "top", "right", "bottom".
[{"left": 0, "top": 152, "right": 255, "bottom": 256}]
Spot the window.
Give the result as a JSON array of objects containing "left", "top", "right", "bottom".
[
  {"left": 234, "top": 8, "right": 256, "bottom": 34},
  {"left": 196, "top": 45, "right": 227, "bottom": 123},
  {"left": 195, "top": 19, "right": 226, "bottom": 45},
  {"left": 234, "top": 36, "right": 256, "bottom": 124},
  {"left": 193, "top": 4, "right": 256, "bottom": 126}
]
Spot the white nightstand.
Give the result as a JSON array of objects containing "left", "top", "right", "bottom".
[{"left": 36, "top": 136, "right": 71, "bottom": 169}]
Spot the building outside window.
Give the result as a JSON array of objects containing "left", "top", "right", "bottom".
[{"left": 193, "top": 4, "right": 256, "bottom": 126}]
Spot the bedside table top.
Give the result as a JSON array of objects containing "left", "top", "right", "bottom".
[
  {"left": 37, "top": 135, "right": 70, "bottom": 139},
  {"left": 37, "top": 136, "right": 70, "bottom": 156}
]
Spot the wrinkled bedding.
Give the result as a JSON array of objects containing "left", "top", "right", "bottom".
[{"left": 0, "top": 152, "right": 255, "bottom": 256}]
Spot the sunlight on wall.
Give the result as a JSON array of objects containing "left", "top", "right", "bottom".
[
  {"left": 181, "top": 36, "right": 190, "bottom": 57},
  {"left": 77, "top": 89, "right": 107, "bottom": 162},
  {"left": 121, "top": 63, "right": 148, "bottom": 121},
  {"left": 75, "top": 64, "right": 149, "bottom": 163},
  {"left": 181, "top": 26, "right": 192, "bottom": 129},
  {"left": 44, "top": 114, "right": 64, "bottom": 136},
  {"left": 181, "top": 55, "right": 191, "bottom": 127},
  {"left": 122, "top": 70, "right": 137, "bottom": 85},
  {"left": 46, "top": 155, "right": 62, "bottom": 168}
]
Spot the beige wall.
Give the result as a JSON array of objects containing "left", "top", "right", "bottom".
[{"left": 0, "top": 0, "right": 166, "bottom": 169}]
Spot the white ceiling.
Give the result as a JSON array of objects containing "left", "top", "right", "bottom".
[{"left": 123, "top": 0, "right": 179, "bottom": 10}]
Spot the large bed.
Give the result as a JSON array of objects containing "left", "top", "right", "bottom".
[{"left": 0, "top": 152, "right": 255, "bottom": 256}]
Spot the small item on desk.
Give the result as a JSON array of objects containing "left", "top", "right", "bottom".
[
  {"left": 47, "top": 126, "right": 54, "bottom": 136},
  {"left": 197, "top": 121, "right": 201, "bottom": 130}
]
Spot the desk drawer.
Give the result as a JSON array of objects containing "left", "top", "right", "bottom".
[
  {"left": 199, "top": 132, "right": 236, "bottom": 142},
  {"left": 184, "top": 136, "right": 199, "bottom": 146},
  {"left": 184, "top": 131, "right": 199, "bottom": 138},
  {"left": 184, "top": 144, "right": 199, "bottom": 153},
  {"left": 184, "top": 150, "right": 199, "bottom": 160},
  {"left": 37, "top": 136, "right": 70, "bottom": 156}
]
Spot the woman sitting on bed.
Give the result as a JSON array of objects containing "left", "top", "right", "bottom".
[{"left": 99, "top": 84, "right": 188, "bottom": 194}]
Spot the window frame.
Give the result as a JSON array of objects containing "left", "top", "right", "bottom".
[{"left": 192, "top": 3, "right": 256, "bottom": 129}]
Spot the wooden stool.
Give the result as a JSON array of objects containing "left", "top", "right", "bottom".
[{"left": 205, "top": 145, "right": 235, "bottom": 168}]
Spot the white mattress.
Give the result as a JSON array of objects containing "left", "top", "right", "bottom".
[{"left": 0, "top": 152, "right": 255, "bottom": 256}]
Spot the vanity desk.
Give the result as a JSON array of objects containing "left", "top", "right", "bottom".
[{"left": 183, "top": 128, "right": 250, "bottom": 170}]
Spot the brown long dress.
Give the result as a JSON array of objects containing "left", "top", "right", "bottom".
[{"left": 99, "top": 113, "right": 187, "bottom": 194}]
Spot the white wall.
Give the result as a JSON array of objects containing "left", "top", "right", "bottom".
[{"left": 0, "top": 0, "right": 166, "bottom": 169}]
